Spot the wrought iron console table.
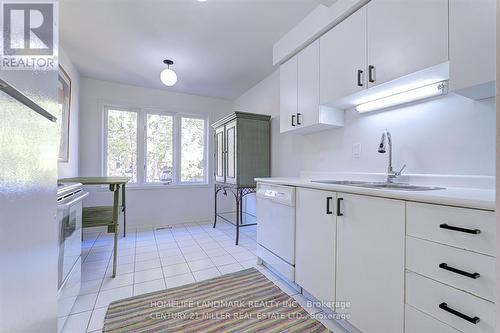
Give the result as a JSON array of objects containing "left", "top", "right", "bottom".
[{"left": 213, "top": 183, "right": 257, "bottom": 245}]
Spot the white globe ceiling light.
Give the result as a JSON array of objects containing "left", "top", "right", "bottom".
[{"left": 160, "top": 59, "right": 177, "bottom": 87}]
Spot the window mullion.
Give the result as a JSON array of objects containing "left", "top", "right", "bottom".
[
  {"left": 136, "top": 110, "right": 146, "bottom": 185},
  {"left": 173, "top": 114, "right": 181, "bottom": 184},
  {"left": 102, "top": 106, "right": 109, "bottom": 177}
]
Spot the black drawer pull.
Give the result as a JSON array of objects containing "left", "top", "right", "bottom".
[
  {"left": 297, "top": 113, "right": 302, "bottom": 125},
  {"left": 439, "top": 263, "right": 480, "bottom": 279},
  {"left": 291, "top": 114, "right": 296, "bottom": 127},
  {"left": 337, "top": 198, "right": 343, "bottom": 217},
  {"left": 440, "top": 223, "right": 481, "bottom": 234},
  {"left": 326, "top": 197, "right": 333, "bottom": 215},
  {"left": 439, "top": 302, "right": 480, "bottom": 324}
]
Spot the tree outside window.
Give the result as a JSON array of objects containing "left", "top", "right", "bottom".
[{"left": 107, "top": 109, "right": 137, "bottom": 182}]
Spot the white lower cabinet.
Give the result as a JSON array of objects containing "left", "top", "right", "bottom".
[
  {"left": 295, "top": 188, "right": 336, "bottom": 309},
  {"left": 405, "top": 304, "right": 461, "bottom": 333},
  {"left": 406, "top": 236, "right": 495, "bottom": 302},
  {"left": 406, "top": 271, "right": 495, "bottom": 333},
  {"left": 336, "top": 193, "right": 405, "bottom": 333},
  {"left": 405, "top": 202, "right": 496, "bottom": 333},
  {"left": 292, "top": 185, "right": 495, "bottom": 333}
]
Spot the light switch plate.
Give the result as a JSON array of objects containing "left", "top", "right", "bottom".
[{"left": 352, "top": 143, "right": 361, "bottom": 159}]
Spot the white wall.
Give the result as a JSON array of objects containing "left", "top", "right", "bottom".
[
  {"left": 234, "top": 70, "right": 303, "bottom": 177},
  {"left": 234, "top": 69, "right": 496, "bottom": 178},
  {"left": 79, "top": 78, "right": 233, "bottom": 228},
  {"left": 58, "top": 48, "right": 80, "bottom": 178}
]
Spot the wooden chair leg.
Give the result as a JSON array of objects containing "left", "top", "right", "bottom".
[
  {"left": 111, "top": 184, "right": 120, "bottom": 278},
  {"left": 122, "top": 184, "right": 126, "bottom": 237}
]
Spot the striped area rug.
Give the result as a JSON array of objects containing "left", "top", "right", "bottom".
[{"left": 104, "top": 268, "right": 331, "bottom": 332}]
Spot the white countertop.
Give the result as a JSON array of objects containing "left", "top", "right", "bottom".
[{"left": 255, "top": 177, "right": 495, "bottom": 211}]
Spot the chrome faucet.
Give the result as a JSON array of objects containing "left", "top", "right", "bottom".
[{"left": 378, "top": 130, "right": 406, "bottom": 183}]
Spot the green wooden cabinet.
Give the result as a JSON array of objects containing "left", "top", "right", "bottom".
[{"left": 212, "top": 112, "right": 271, "bottom": 187}]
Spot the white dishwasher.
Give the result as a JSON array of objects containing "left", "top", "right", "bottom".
[{"left": 256, "top": 183, "right": 296, "bottom": 281}]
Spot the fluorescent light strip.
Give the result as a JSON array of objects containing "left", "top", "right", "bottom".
[{"left": 356, "top": 80, "right": 448, "bottom": 113}]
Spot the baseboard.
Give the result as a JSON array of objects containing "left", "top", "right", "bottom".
[{"left": 125, "top": 216, "right": 214, "bottom": 232}]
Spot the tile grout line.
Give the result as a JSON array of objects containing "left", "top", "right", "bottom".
[
  {"left": 204, "top": 221, "right": 253, "bottom": 266},
  {"left": 87, "top": 229, "right": 136, "bottom": 333},
  {"left": 152, "top": 227, "right": 167, "bottom": 289},
  {"left": 185, "top": 222, "right": 224, "bottom": 276},
  {"left": 167, "top": 225, "right": 196, "bottom": 284},
  {"left": 131, "top": 227, "right": 137, "bottom": 298},
  {"left": 84, "top": 231, "right": 108, "bottom": 333}
]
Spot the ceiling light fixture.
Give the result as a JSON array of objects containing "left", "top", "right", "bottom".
[
  {"left": 356, "top": 80, "right": 449, "bottom": 113},
  {"left": 197, "top": 0, "right": 207, "bottom": 2},
  {"left": 160, "top": 59, "right": 177, "bottom": 87}
]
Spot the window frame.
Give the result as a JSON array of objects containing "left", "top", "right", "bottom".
[
  {"left": 178, "top": 114, "right": 209, "bottom": 184},
  {"left": 102, "top": 105, "right": 140, "bottom": 183},
  {"left": 143, "top": 109, "right": 175, "bottom": 185},
  {"left": 102, "top": 104, "right": 209, "bottom": 188}
]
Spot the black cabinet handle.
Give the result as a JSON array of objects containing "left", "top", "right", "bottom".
[
  {"left": 326, "top": 197, "right": 333, "bottom": 215},
  {"left": 291, "top": 114, "right": 296, "bottom": 127},
  {"left": 439, "top": 263, "right": 480, "bottom": 279},
  {"left": 296, "top": 113, "right": 302, "bottom": 125},
  {"left": 337, "top": 198, "right": 343, "bottom": 216},
  {"left": 439, "top": 303, "right": 480, "bottom": 324},
  {"left": 440, "top": 223, "right": 481, "bottom": 235},
  {"left": 368, "top": 65, "right": 375, "bottom": 83},
  {"left": 357, "top": 69, "right": 364, "bottom": 87}
]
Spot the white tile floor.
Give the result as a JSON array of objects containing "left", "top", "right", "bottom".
[{"left": 60, "top": 220, "right": 348, "bottom": 333}]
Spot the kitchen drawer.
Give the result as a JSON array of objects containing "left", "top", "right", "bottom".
[
  {"left": 405, "top": 304, "right": 461, "bottom": 333},
  {"left": 406, "top": 271, "right": 495, "bottom": 333},
  {"left": 406, "top": 202, "right": 495, "bottom": 256},
  {"left": 406, "top": 236, "right": 495, "bottom": 302}
]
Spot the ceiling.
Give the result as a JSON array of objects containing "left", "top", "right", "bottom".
[{"left": 59, "top": 0, "right": 318, "bottom": 100}]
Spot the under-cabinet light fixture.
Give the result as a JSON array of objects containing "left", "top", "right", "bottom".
[{"left": 356, "top": 80, "right": 449, "bottom": 113}]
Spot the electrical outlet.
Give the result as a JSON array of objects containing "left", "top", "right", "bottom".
[{"left": 352, "top": 143, "right": 361, "bottom": 159}]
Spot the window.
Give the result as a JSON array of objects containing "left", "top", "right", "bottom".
[
  {"left": 106, "top": 108, "right": 138, "bottom": 182},
  {"left": 104, "top": 106, "right": 207, "bottom": 186},
  {"left": 181, "top": 117, "right": 205, "bottom": 182},
  {"left": 146, "top": 114, "right": 173, "bottom": 183}
]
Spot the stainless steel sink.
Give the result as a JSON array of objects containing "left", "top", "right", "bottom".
[
  {"left": 311, "top": 180, "right": 445, "bottom": 191},
  {"left": 312, "top": 180, "right": 370, "bottom": 186}
]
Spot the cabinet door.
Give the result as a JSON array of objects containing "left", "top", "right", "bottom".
[
  {"left": 224, "top": 120, "right": 237, "bottom": 184},
  {"left": 336, "top": 193, "right": 405, "bottom": 333},
  {"left": 297, "top": 39, "right": 319, "bottom": 128},
  {"left": 279, "top": 56, "right": 298, "bottom": 133},
  {"left": 320, "top": 7, "right": 366, "bottom": 105},
  {"left": 214, "top": 126, "right": 225, "bottom": 183},
  {"left": 449, "top": 0, "right": 496, "bottom": 99},
  {"left": 366, "top": 0, "right": 448, "bottom": 87},
  {"left": 295, "top": 188, "right": 336, "bottom": 309}
]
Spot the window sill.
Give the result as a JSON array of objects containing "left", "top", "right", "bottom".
[{"left": 96, "top": 183, "right": 210, "bottom": 191}]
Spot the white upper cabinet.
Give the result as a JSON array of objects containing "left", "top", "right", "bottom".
[
  {"left": 297, "top": 40, "right": 320, "bottom": 129},
  {"left": 366, "top": 0, "right": 449, "bottom": 88},
  {"left": 279, "top": 55, "right": 298, "bottom": 133},
  {"left": 280, "top": 40, "right": 344, "bottom": 134},
  {"left": 320, "top": 7, "right": 367, "bottom": 105},
  {"left": 449, "top": 0, "right": 496, "bottom": 99},
  {"left": 318, "top": 0, "right": 449, "bottom": 107}
]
